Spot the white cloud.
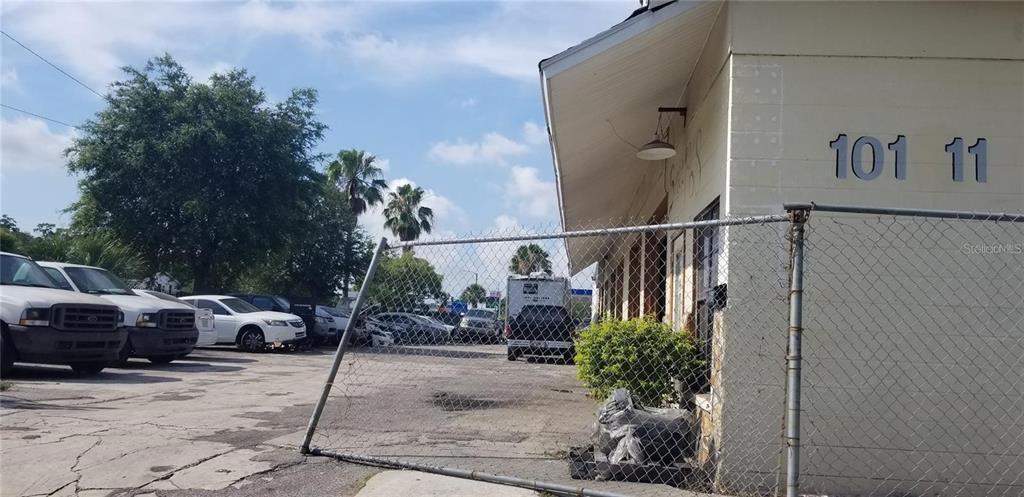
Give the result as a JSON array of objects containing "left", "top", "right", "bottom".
[
  {"left": 428, "top": 132, "right": 528, "bottom": 167},
  {"left": 1, "top": 67, "right": 18, "bottom": 89},
  {"left": 0, "top": 117, "right": 75, "bottom": 175},
  {"left": 1, "top": 1, "right": 630, "bottom": 89},
  {"left": 375, "top": 158, "right": 391, "bottom": 173},
  {"left": 341, "top": 3, "right": 631, "bottom": 83},
  {"left": 455, "top": 97, "right": 478, "bottom": 109},
  {"left": 183, "top": 60, "right": 234, "bottom": 83},
  {"left": 504, "top": 165, "right": 557, "bottom": 218},
  {"left": 522, "top": 121, "right": 547, "bottom": 146},
  {"left": 0, "top": 1, "right": 369, "bottom": 86}
]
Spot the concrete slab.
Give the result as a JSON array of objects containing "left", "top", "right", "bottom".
[
  {"left": 354, "top": 470, "right": 540, "bottom": 497},
  {"left": 168, "top": 447, "right": 276, "bottom": 490}
]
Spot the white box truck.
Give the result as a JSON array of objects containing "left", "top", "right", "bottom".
[{"left": 504, "top": 275, "right": 575, "bottom": 361}]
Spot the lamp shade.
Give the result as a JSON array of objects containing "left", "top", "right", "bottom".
[{"left": 636, "top": 138, "right": 676, "bottom": 161}]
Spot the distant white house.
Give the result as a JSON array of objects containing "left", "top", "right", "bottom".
[{"left": 131, "top": 272, "right": 181, "bottom": 295}]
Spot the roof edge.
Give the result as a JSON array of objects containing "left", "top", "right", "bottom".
[{"left": 538, "top": 0, "right": 710, "bottom": 78}]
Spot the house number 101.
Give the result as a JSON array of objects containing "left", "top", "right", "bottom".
[{"left": 829, "top": 134, "right": 987, "bottom": 183}]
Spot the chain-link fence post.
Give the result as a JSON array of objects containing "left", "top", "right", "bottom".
[
  {"left": 300, "top": 236, "right": 389, "bottom": 454},
  {"left": 785, "top": 208, "right": 809, "bottom": 497}
]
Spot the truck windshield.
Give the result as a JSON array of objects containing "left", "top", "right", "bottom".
[
  {"left": 64, "top": 267, "right": 135, "bottom": 295},
  {"left": 0, "top": 254, "right": 59, "bottom": 288}
]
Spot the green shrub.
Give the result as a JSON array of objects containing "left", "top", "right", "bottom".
[{"left": 574, "top": 316, "right": 702, "bottom": 407}]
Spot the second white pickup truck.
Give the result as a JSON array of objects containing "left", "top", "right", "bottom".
[{"left": 38, "top": 262, "right": 199, "bottom": 365}]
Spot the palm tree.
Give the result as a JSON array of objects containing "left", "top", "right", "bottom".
[
  {"left": 325, "top": 149, "right": 389, "bottom": 216},
  {"left": 460, "top": 283, "right": 487, "bottom": 307},
  {"left": 383, "top": 184, "right": 434, "bottom": 243},
  {"left": 509, "top": 244, "right": 552, "bottom": 275},
  {"left": 27, "top": 231, "right": 146, "bottom": 279}
]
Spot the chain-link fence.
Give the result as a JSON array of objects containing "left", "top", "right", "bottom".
[{"left": 300, "top": 204, "right": 1023, "bottom": 497}]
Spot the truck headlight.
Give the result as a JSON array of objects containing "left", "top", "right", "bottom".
[
  {"left": 263, "top": 319, "right": 287, "bottom": 326},
  {"left": 136, "top": 313, "right": 159, "bottom": 328},
  {"left": 19, "top": 308, "right": 50, "bottom": 327}
]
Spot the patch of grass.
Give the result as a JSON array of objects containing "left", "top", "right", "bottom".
[{"left": 0, "top": 381, "right": 12, "bottom": 392}]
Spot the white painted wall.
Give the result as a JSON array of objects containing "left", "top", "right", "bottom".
[{"left": 712, "top": 2, "right": 1024, "bottom": 495}]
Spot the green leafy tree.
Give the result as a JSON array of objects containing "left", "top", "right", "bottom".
[
  {"left": 33, "top": 223, "right": 57, "bottom": 237},
  {"left": 0, "top": 215, "right": 18, "bottom": 232},
  {"left": 326, "top": 149, "right": 389, "bottom": 217},
  {"left": 0, "top": 229, "right": 25, "bottom": 254},
  {"left": 509, "top": 243, "right": 552, "bottom": 275},
  {"left": 460, "top": 283, "right": 487, "bottom": 307},
  {"left": 237, "top": 186, "right": 373, "bottom": 301},
  {"left": 66, "top": 54, "right": 325, "bottom": 292},
  {"left": 383, "top": 184, "right": 434, "bottom": 243},
  {"left": 369, "top": 251, "right": 445, "bottom": 311}
]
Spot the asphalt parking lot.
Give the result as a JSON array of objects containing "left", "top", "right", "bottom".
[{"left": 0, "top": 344, "right": 605, "bottom": 497}]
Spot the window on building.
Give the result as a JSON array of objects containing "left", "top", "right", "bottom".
[{"left": 693, "top": 198, "right": 721, "bottom": 392}]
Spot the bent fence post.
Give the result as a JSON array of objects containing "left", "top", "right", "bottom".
[
  {"left": 785, "top": 208, "right": 809, "bottom": 497},
  {"left": 300, "top": 236, "right": 389, "bottom": 454}
]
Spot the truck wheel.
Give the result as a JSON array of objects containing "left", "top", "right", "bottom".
[
  {"left": 147, "top": 355, "right": 175, "bottom": 365},
  {"left": 1, "top": 331, "right": 15, "bottom": 377},
  {"left": 70, "top": 362, "right": 106, "bottom": 376},
  {"left": 114, "top": 339, "right": 133, "bottom": 366},
  {"left": 238, "top": 327, "right": 266, "bottom": 353},
  {"left": 507, "top": 348, "right": 519, "bottom": 361}
]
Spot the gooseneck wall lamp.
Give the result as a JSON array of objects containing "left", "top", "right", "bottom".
[{"left": 636, "top": 107, "right": 687, "bottom": 161}]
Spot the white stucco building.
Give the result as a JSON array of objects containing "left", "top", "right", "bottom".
[{"left": 541, "top": 2, "right": 1023, "bottom": 495}]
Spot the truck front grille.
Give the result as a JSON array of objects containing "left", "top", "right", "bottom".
[
  {"left": 51, "top": 304, "right": 119, "bottom": 332},
  {"left": 159, "top": 310, "right": 196, "bottom": 331}
]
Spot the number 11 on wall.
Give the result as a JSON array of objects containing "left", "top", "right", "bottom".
[{"left": 945, "top": 137, "right": 988, "bottom": 183}]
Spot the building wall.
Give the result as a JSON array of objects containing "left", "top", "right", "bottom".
[{"left": 714, "top": 2, "right": 1024, "bottom": 495}]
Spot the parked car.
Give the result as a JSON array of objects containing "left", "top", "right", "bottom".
[
  {"left": 373, "top": 312, "right": 452, "bottom": 344},
  {"left": 39, "top": 262, "right": 198, "bottom": 365},
  {"left": 316, "top": 305, "right": 350, "bottom": 345},
  {"left": 181, "top": 295, "right": 305, "bottom": 352},
  {"left": 1, "top": 252, "right": 127, "bottom": 376},
  {"left": 458, "top": 308, "right": 501, "bottom": 343},
  {"left": 133, "top": 289, "right": 216, "bottom": 347},
  {"left": 353, "top": 314, "right": 396, "bottom": 347}
]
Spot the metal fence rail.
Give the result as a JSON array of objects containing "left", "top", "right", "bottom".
[{"left": 301, "top": 204, "right": 1024, "bottom": 497}]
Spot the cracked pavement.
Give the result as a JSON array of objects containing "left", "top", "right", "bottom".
[{"left": 1, "top": 348, "right": 377, "bottom": 497}]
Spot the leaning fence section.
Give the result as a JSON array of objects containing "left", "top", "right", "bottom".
[
  {"left": 304, "top": 217, "right": 793, "bottom": 497},
  {"left": 797, "top": 208, "right": 1024, "bottom": 497},
  {"left": 303, "top": 205, "right": 1024, "bottom": 497}
]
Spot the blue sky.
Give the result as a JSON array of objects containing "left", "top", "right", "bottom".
[{"left": 0, "top": 1, "right": 633, "bottom": 244}]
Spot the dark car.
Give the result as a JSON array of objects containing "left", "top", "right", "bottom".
[
  {"left": 505, "top": 305, "right": 575, "bottom": 361},
  {"left": 373, "top": 312, "right": 452, "bottom": 344}
]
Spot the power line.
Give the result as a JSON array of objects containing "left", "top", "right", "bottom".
[
  {"left": 1, "top": 30, "right": 105, "bottom": 99},
  {"left": 0, "top": 103, "right": 79, "bottom": 129}
]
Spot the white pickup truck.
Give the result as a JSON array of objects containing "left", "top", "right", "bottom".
[
  {"left": 38, "top": 262, "right": 199, "bottom": 365},
  {"left": 1, "top": 252, "right": 128, "bottom": 376}
]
